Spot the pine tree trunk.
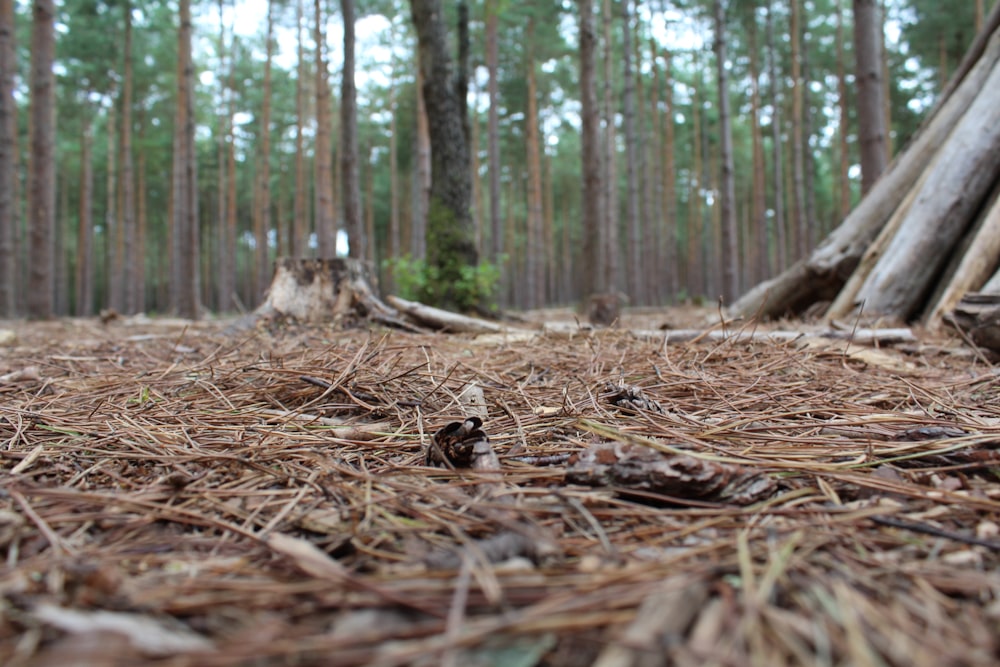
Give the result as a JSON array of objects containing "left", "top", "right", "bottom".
[
  {"left": 120, "top": 1, "right": 137, "bottom": 313},
  {"left": 853, "top": 0, "right": 888, "bottom": 193},
  {"left": 170, "top": 0, "right": 199, "bottom": 319},
  {"left": 789, "top": 0, "right": 808, "bottom": 261},
  {"left": 106, "top": 107, "right": 120, "bottom": 312},
  {"left": 0, "top": 0, "right": 18, "bottom": 317},
  {"left": 76, "top": 119, "right": 94, "bottom": 316},
  {"left": 412, "top": 66, "right": 430, "bottom": 260},
  {"left": 579, "top": 0, "right": 603, "bottom": 300},
  {"left": 253, "top": 0, "right": 274, "bottom": 300},
  {"left": 749, "top": 21, "right": 768, "bottom": 285},
  {"left": 27, "top": 0, "right": 55, "bottom": 319},
  {"left": 836, "top": 0, "right": 852, "bottom": 222},
  {"left": 313, "top": 0, "right": 336, "bottom": 259},
  {"left": 340, "top": 0, "right": 363, "bottom": 260},
  {"left": 524, "top": 18, "right": 544, "bottom": 310},
  {"left": 621, "top": 0, "right": 641, "bottom": 303},
  {"left": 291, "top": 0, "right": 307, "bottom": 259},
  {"left": 485, "top": 1, "right": 501, "bottom": 266},
  {"left": 714, "top": 0, "right": 738, "bottom": 303},
  {"left": 600, "top": 0, "right": 616, "bottom": 294},
  {"left": 766, "top": 0, "right": 786, "bottom": 274},
  {"left": 661, "top": 45, "right": 678, "bottom": 302}
]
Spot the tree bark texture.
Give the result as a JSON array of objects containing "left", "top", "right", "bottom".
[
  {"left": 27, "top": 0, "right": 55, "bottom": 319},
  {"left": 621, "top": 0, "right": 641, "bottom": 303},
  {"left": 579, "top": 0, "right": 603, "bottom": 299},
  {"left": 341, "top": 0, "right": 363, "bottom": 260},
  {"left": 600, "top": 0, "right": 617, "bottom": 294},
  {"left": 853, "top": 0, "right": 887, "bottom": 193},
  {"left": 409, "top": 0, "right": 478, "bottom": 308},
  {"left": 121, "top": 0, "right": 137, "bottom": 313},
  {"left": 76, "top": 120, "right": 93, "bottom": 316},
  {"left": 0, "top": 0, "right": 17, "bottom": 316},
  {"left": 170, "top": 0, "right": 200, "bottom": 319},
  {"left": 524, "top": 18, "right": 544, "bottom": 310},
  {"left": 313, "top": 0, "right": 336, "bottom": 259},
  {"left": 485, "top": 1, "right": 501, "bottom": 264},
  {"left": 714, "top": 0, "right": 738, "bottom": 303}
]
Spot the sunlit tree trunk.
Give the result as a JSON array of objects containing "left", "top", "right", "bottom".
[
  {"left": 853, "top": 0, "right": 888, "bottom": 193},
  {"left": 314, "top": 0, "right": 336, "bottom": 257},
  {"left": 341, "top": 0, "right": 363, "bottom": 260},
  {"left": 714, "top": 0, "right": 738, "bottom": 303},
  {"left": 580, "top": 0, "right": 603, "bottom": 298},
  {"left": 27, "top": 0, "right": 55, "bottom": 319}
]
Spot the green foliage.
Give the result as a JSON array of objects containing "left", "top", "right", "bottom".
[{"left": 385, "top": 255, "right": 503, "bottom": 313}]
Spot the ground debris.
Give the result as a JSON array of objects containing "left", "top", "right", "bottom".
[{"left": 1, "top": 314, "right": 998, "bottom": 666}]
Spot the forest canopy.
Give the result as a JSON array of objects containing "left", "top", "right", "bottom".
[{"left": 0, "top": 0, "right": 989, "bottom": 318}]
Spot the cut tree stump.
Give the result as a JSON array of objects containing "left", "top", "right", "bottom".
[{"left": 229, "top": 258, "right": 416, "bottom": 331}]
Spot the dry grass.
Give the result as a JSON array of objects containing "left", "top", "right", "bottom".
[{"left": 1, "top": 313, "right": 999, "bottom": 666}]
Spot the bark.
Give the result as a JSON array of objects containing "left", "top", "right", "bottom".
[
  {"left": 170, "top": 0, "right": 200, "bottom": 318},
  {"left": 387, "top": 70, "right": 399, "bottom": 284},
  {"left": 836, "top": 0, "right": 852, "bottom": 221},
  {"left": 524, "top": 18, "right": 544, "bottom": 310},
  {"left": 847, "top": 60, "right": 1000, "bottom": 319},
  {"left": 409, "top": 0, "right": 477, "bottom": 309},
  {"left": 579, "top": 0, "right": 603, "bottom": 299},
  {"left": 0, "top": 0, "right": 18, "bottom": 317},
  {"left": 106, "top": 107, "right": 119, "bottom": 311},
  {"left": 600, "top": 0, "right": 616, "bottom": 294},
  {"left": 341, "top": 0, "right": 363, "bottom": 260},
  {"left": 687, "top": 64, "right": 703, "bottom": 298},
  {"left": 660, "top": 46, "right": 678, "bottom": 302},
  {"left": 121, "top": 1, "right": 137, "bottom": 313},
  {"left": 291, "top": 0, "right": 308, "bottom": 258},
  {"left": 313, "top": 0, "right": 336, "bottom": 258},
  {"left": 412, "top": 66, "right": 430, "bottom": 260},
  {"left": 853, "top": 0, "right": 887, "bottom": 193},
  {"left": 713, "top": 0, "right": 738, "bottom": 303},
  {"left": 621, "top": 0, "right": 641, "bottom": 303},
  {"left": 135, "top": 132, "right": 146, "bottom": 312},
  {"left": 215, "top": 0, "right": 231, "bottom": 311},
  {"left": 485, "top": 0, "right": 501, "bottom": 264},
  {"left": 748, "top": 21, "right": 768, "bottom": 285},
  {"left": 789, "top": 0, "right": 808, "bottom": 260},
  {"left": 254, "top": 0, "right": 274, "bottom": 299},
  {"left": 766, "top": 0, "right": 786, "bottom": 273},
  {"left": 732, "top": 9, "right": 1000, "bottom": 320},
  {"left": 76, "top": 119, "right": 94, "bottom": 316},
  {"left": 27, "top": 0, "right": 55, "bottom": 319}
]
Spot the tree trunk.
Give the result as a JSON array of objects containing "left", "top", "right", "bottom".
[
  {"left": 106, "top": 107, "right": 119, "bottom": 312},
  {"left": 660, "top": 44, "right": 678, "bottom": 302},
  {"left": 853, "top": 0, "right": 888, "bottom": 193},
  {"left": 600, "top": 0, "right": 616, "bottom": 294},
  {"left": 579, "top": 0, "right": 603, "bottom": 300},
  {"left": 387, "top": 67, "right": 399, "bottom": 288},
  {"left": 846, "top": 60, "right": 1000, "bottom": 319},
  {"left": 789, "top": 0, "right": 808, "bottom": 261},
  {"left": 27, "top": 0, "right": 55, "bottom": 319},
  {"left": 313, "top": 0, "right": 336, "bottom": 259},
  {"left": 409, "top": 0, "right": 478, "bottom": 310},
  {"left": 748, "top": 20, "right": 768, "bottom": 285},
  {"left": 76, "top": 118, "right": 94, "bottom": 316},
  {"left": 412, "top": 66, "right": 430, "bottom": 260},
  {"left": 485, "top": 0, "right": 501, "bottom": 266},
  {"left": 0, "top": 0, "right": 18, "bottom": 317},
  {"left": 621, "top": 0, "right": 641, "bottom": 303},
  {"left": 836, "top": 0, "right": 852, "bottom": 222},
  {"left": 766, "top": 0, "right": 786, "bottom": 274},
  {"left": 253, "top": 0, "right": 274, "bottom": 300},
  {"left": 291, "top": 0, "right": 308, "bottom": 259},
  {"left": 170, "top": 0, "right": 199, "bottom": 319},
  {"left": 121, "top": 0, "right": 137, "bottom": 313},
  {"left": 341, "top": 0, "right": 363, "bottom": 260},
  {"left": 714, "top": 0, "right": 738, "bottom": 303},
  {"left": 732, "top": 14, "right": 1000, "bottom": 320},
  {"left": 524, "top": 18, "right": 544, "bottom": 310}
]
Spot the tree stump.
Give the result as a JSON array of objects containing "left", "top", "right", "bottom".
[{"left": 229, "top": 258, "right": 408, "bottom": 331}]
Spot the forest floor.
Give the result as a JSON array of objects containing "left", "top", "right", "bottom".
[{"left": 1, "top": 307, "right": 999, "bottom": 666}]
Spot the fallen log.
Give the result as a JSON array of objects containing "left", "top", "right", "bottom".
[
  {"left": 730, "top": 21, "right": 1000, "bottom": 320},
  {"left": 385, "top": 295, "right": 507, "bottom": 334}
]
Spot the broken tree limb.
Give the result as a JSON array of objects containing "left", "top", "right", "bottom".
[
  {"left": 730, "top": 25, "right": 1000, "bottom": 320},
  {"left": 385, "top": 295, "right": 506, "bottom": 334}
]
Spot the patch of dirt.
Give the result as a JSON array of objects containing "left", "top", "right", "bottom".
[{"left": 1, "top": 311, "right": 999, "bottom": 666}]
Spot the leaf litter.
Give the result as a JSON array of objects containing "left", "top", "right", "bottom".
[{"left": 1, "top": 314, "right": 999, "bottom": 666}]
